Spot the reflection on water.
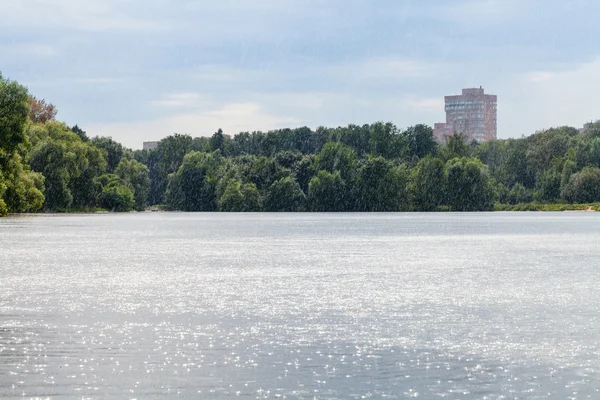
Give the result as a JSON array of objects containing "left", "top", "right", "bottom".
[{"left": 1, "top": 213, "right": 600, "bottom": 399}]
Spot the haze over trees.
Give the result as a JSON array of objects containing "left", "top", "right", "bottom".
[{"left": 2, "top": 71, "right": 600, "bottom": 215}]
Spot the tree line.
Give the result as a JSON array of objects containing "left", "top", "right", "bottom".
[{"left": 2, "top": 72, "right": 600, "bottom": 216}]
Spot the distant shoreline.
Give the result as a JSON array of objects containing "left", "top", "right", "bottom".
[{"left": 5, "top": 204, "right": 598, "bottom": 217}]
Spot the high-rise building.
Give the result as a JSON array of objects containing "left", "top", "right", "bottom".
[
  {"left": 143, "top": 141, "right": 159, "bottom": 150},
  {"left": 434, "top": 87, "right": 497, "bottom": 143}
]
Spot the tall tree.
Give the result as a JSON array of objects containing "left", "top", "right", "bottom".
[
  {"left": 28, "top": 96, "right": 57, "bottom": 124},
  {"left": 115, "top": 158, "right": 151, "bottom": 211},
  {"left": 445, "top": 157, "right": 495, "bottom": 211},
  {"left": 409, "top": 156, "right": 445, "bottom": 211},
  {"left": 402, "top": 124, "right": 437, "bottom": 159},
  {"left": 308, "top": 170, "right": 347, "bottom": 211},
  {"left": 0, "top": 73, "right": 45, "bottom": 215},
  {"left": 264, "top": 176, "right": 306, "bottom": 212}
]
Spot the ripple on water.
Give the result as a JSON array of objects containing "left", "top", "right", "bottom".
[{"left": 1, "top": 213, "right": 600, "bottom": 398}]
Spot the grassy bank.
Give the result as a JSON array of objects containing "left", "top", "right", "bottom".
[{"left": 494, "top": 202, "right": 600, "bottom": 211}]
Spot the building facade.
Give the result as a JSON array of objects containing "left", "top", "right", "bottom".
[
  {"left": 143, "top": 141, "right": 159, "bottom": 150},
  {"left": 434, "top": 87, "right": 497, "bottom": 143}
]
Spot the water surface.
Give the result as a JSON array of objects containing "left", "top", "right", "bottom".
[{"left": 1, "top": 213, "right": 600, "bottom": 399}]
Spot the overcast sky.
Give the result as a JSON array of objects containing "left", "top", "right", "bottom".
[{"left": 1, "top": 0, "right": 599, "bottom": 148}]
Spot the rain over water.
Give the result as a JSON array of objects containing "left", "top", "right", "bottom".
[{"left": 1, "top": 212, "right": 600, "bottom": 399}]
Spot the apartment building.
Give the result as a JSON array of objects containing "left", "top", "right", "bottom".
[{"left": 434, "top": 87, "right": 497, "bottom": 143}]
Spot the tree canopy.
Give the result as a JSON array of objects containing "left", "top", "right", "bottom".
[{"left": 3, "top": 71, "right": 600, "bottom": 215}]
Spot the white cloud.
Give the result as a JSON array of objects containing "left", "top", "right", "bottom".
[
  {"left": 0, "top": 0, "right": 173, "bottom": 32},
  {"left": 524, "top": 71, "right": 555, "bottom": 82},
  {"left": 331, "top": 57, "right": 439, "bottom": 84},
  {"left": 150, "top": 92, "right": 210, "bottom": 109},
  {"left": 87, "top": 102, "right": 299, "bottom": 149},
  {"left": 500, "top": 58, "right": 600, "bottom": 137},
  {"left": 404, "top": 97, "right": 444, "bottom": 110}
]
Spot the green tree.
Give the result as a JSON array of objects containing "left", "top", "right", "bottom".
[
  {"left": 313, "top": 142, "right": 357, "bottom": 182},
  {"left": 506, "top": 183, "right": 533, "bottom": 205},
  {"left": 218, "top": 179, "right": 260, "bottom": 211},
  {"left": 91, "top": 136, "right": 131, "bottom": 172},
  {"left": 210, "top": 128, "right": 225, "bottom": 152},
  {"left": 293, "top": 154, "right": 315, "bottom": 194},
  {"left": 264, "top": 176, "right": 306, "bottom": 211},
  {"left": 445, "top": 157, "right": 495, "bottom": 211},
  {"left": 0, "top": 73, "right": 30, "bottom": 154},
  {"left": 402, "top": 124, "right": 437, "bottom": 159},
  {"left": 308, "top": 170, "right": 347, "bottom": 211},
  {"left": 2, "top": 152, "right": 45, "bottom": 212},
  {"left": 355, "top": 157, "right": 408, "bottom": 211},
  {"left": 29, "top": 122, "right": 102, "bottom": 211},
  {"left": 71, "top": 125, "right": 88, "bottom": 141},
  {"left": 0, "top": 73, "right": 46, "bottom": 214},
  {"left": 115, "top": 158, "right": 151, "bottom": 211},
  {"left": 534, "top": 169, "right": 561, "bottom": 202},
  {"left": 409, "top": 156, "right": 445, "bottom": 211},
  {"left": 70, "top": 144, "right": 108, "bottom": 209},
  {"left": 560, "top": 167, "right": 600, "bottom": 203},
  {"left": 151, "top": 134, "right": 194, "bottom": 205},
  {"left": 236, "top": 155, "right": 289, "bottom": 190},
  {"left": 444, "top": 133, "right": 469, "bottom": 160},
  {"left": 95, "top": 174, "right": 135, "bottom": 212},
  {"left": 526, "top": 126, "right": 577, "bottom": 177},
  {"left": 369, "top": 122, "right": 401, "bottom": 158},
  {"left": 165, "top": 151, "right": 224, "bottom": 211}
]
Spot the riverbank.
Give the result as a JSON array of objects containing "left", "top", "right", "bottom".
[
  {"left": 494, "top": 202, "right": 600, "bottom": 211},
  {"left": 5, "top": 203, "right": 600, "bottom": 216}
]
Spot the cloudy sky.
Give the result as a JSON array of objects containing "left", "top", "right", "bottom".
[{"left": 1, "top": 0, "right": 599, "bottom": 148}]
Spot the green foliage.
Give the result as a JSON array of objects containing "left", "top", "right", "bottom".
[
  {"left": 494, "top": 202, "right": 600, "bottom": 212},
  {"left": 115, "top": 158, "right": 151, "bottom": 211},
  {"left": 218, "top": 179, "right": 261, "bottom": 212},
  {"left": 314, "top": 142, "right": 357, "bottom": 181},
  {"left": 293, "top": 155, "right": 315, "bottom": 194},
  {"left": 308, "top": 170, "right": 347, "bottom": 211},
  {"left": 401, "top": 124, "right": 437, "bottom": 159},
  {"left": 274, "top": 150, "right": 303, "bottom": 169},
  {"left": 165, "top": 151, "right": 224, "bottom": 211},
  {"left": 236, "top": 155, "right": 289, "bottom": 190},
  {"left": 561, "top": 167, "right": 600, "bottom": 203},
  {"left": 70, "top": 144, "right": 108, "bottom": 209},
  {"left": 149, "top": 134, "right": 194, "bottom": 205},
  {"left": 91, "top": 136, "right": 131, "bottom": 172},
  {"left": 369, "top": 122, "right": 402, "bottom": 158},
  {"left": 29, "top": 122, "right": 104, "bottom": 211},
  {"left": 210, "top": 128, "right": 233, "bottom": 155},
  {"left": 445, "top": 157, "right": 495, "bottom": 211},
  {"left": 409, "top": 156, "right": 445, "bottom": 211},
  {"left": 2, "top": 152, "right": 45, "bottom": 212},
  {"left": 0, "top": 74, "right": 45, "bottom": 214},
  {"left": 95, "top": 174, "right": 135, "bottom": 212},
  {"left": 8, "top": 68, "right": 600, "bottom": 216},
  {"left": 526, "top": 126, "right": 577, "bottom": 176},
  {"left": 355, "top": 157, "right": 409, "bottom": 211},
  {"left": 506, "top": 183, "right": 533, "bottom": 205},
  {"left": 534, "top": 169, "right": 561, "bottom": 202},
  {"left": 444, "top": 133, "right": 469, "bottom": 160},
  {"left": 0, "top": 74, "right": 30, "bottom": 155},
  {"left": 71, "top": 125, "right": 88, "bottom": 141},
  {"left": 264, "top": 176, "right": 306, "bottom": 212}
]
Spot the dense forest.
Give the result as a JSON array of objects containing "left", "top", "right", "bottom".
[{"left": 2, "top": 73, "right": 600, "bottom": 216}]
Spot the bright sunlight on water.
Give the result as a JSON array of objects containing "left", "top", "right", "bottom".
[{"left": 1, "top": 213, "right": 600, "bottom": 399}]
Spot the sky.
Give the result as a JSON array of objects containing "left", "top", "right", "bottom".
[{"left": 1, "top": 0, "right": 599, "bottom": 149}]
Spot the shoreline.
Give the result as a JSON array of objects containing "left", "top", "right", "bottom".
[{"left": 5, "top": 206, "right": 598, "bottom": 217}]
